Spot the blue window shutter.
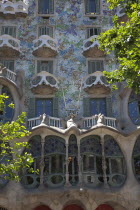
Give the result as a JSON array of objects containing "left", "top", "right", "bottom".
[
  {"left": 106, "top": 97, "right": 113, "bottom": 117},
  {"left": 85, "top": 0, "right": 90, "bottom": 14},
  {"left": 83, "top": 98, "right": 91, "bottom": 117},
  {"left": 95, "top": 0, "right": 100, "bottom": 14},
  {"left": 53, "top": 97, "right": 59, "bottom": 117},
  {"left": 28, "top": 98, "right": 36, "bottom": 118},
  {"left": 49, "top": 0, "right": 54, "bottom": 14}
]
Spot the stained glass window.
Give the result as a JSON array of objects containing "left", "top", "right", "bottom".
[
  {"left": 104, "top": 135, "right": 126, "bottom": 187},
  {"left": 80, "top": 135, "right": 102, "bottom": 187},
  {"left": 128, "top": 91, "right": 140, "bottom": 125},
  {"left": 132, "top": 135, "right": 140, "bottom": 183},
  {"left": 44, "top": 136, "right": 66, "bottom": 187},
  {"left": 21, "top": 135, "right": 41, "bottom": 189},
  {"left": 68, "top": 135, "right": 78, "bottom": 186},
  {"left": 0, "top": 86, "right": 14, "bottom": 123}
]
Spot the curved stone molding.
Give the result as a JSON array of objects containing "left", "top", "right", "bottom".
[
  {"left": 0, "top": 34, "right": 20, "bottom": 57},
  {"left": 116, "top": 6, "right": 128, "bottom": 23},
  {"left": 32, "top": 35, "right": 58, "bottom": 57},
  {"left": 30, "top": 71, "right": 59, "bottom": 95},
  {"left": 0, "top": 0, "right": 28, "bottom": 18},
  {"left": 82, "top": 35, "right": 105, "bottom": 57},
  {"left": 83, "top": 71, "right": 111, "bottom": 94}
]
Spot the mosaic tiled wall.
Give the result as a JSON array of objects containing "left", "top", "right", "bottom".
[{"left": 0, "top": 0, "right": 120, "bottom": 118}]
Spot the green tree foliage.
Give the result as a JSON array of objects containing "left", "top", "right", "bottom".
[
  {"left": 98, "top": 0, "right": 140, "bottom": 92},
  {"left": 0, "top": 94, "right": 33, "bottom": 181}
]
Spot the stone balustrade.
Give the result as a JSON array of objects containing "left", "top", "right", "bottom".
[
  {"left": 0, "top": 34, "right": 20, "bottom": 57},
  {"left": 0, "top": 0, "right": 28, "bottom": 17},
  {"left": 82, "top": 35, "right": 105, "bottom": 57},
  {"left": 32, "top": 35, "right": 58, "bottom": 57},
  {"left": 83, "top": 115, "right": 117, "bottom": 129},
  {"left": 28, "top": 113, "right": 117, "bottom": 130},
  {"left": 30, "top": 71, "right": 59, "bottom": 95},
  {"left": 0, "top": 65, "right": 16, "bottom": 84},
  {"left": 83, "top": 71, "right": 111, "bottom": 94}
]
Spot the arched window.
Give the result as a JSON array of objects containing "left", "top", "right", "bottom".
[
  {"left": 21, "top": 135, "right": 41, "bottom": 189},
  {"left": 132, "top": 135, "right": 140, "bottom": 183},
  {"left": 80, "top": 135, "right": 102, "bottom": 187},
  {"left": 68, "top": 134, "right": 78, "bottom": 186},
  {"left": 0, "top": 86, "right": 14, "bottom": 123},
  {"left": 95, "top": 204, "right": 114, "bottom": 210},
  {"left": 44, "top": 136, "right": 66, "bottom": 187},
  {"left": 63, "top": 204, "right": 84, "bottom": 210},
  {"left": 104, "top": 135, "right": 126, "bottom": 187},
  {"left": 34, "top": 205, "right": 52, "bottom": 210},
  {"left": 128, "top": 91, "right": 140, "bottom": 125}
]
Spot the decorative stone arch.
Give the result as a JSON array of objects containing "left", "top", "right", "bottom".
[
  {"left": 63, "top": 200, "right": 86, "bottom": 210},
  {"left": 34, "top": 205, "right": 52, "bottom": 210}
]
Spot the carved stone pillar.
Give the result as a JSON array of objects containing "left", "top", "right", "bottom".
[
  {"left": 65, "top": 137, "right": 70, "bottom": 186},
  {"left": 100, "top": 134, "right": 109, "bottom": 188},
  {"left": 40, "top": 135, "right": 45, "bottom": 187},
  {"left": 77, "top": 140, "right": 82, "bottom": 185}
]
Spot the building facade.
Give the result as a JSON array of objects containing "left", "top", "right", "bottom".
[{"left": 0, "top": 0, "right": 140, "bottom": 210}]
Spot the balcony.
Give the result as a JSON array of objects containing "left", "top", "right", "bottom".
[
  {"left": 83, "top": 71, "right": 111, "bottom": 95},
  {"left": 27, "top": 115, "right": 62, "bottom": 130},
  {"left": 0, "top": 35, "right": 20, "bottom": 57},
  {"left": 0, "top": 0, "right": 28, "bottom": 18},
  {"left": 0, "top": 65, "right": 16, "bottom": 84},
  {"left": 82, "top": 115, "right": 117, "bottom": 129},
  {"left": 82, "top": 35, "right": 105, "bottom": 58},
  {"left": 32, "top": 35, "right": 58, "bottom": 58},
  {"left": 30, "top": 71, "right": 58, "bottom": 95}
]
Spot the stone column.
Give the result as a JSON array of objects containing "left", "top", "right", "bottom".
[
  {"left": 100, "top": 134, "right": 109, "bottom": 188},
  {"left": 40, "top": 135, "right": 45, "bottom": 187},
  {"left": 77, "top": 138, "right": 82, "bottom": 185},
  {"left": 65, "top": 137, "right": 70, "bottom": 186}
]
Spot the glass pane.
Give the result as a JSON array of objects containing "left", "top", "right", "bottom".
[
  {"left": 90, "top": 98, "right": 106, "bottom": 115},
  {"left": 111, "top": 158, "right": 124, "bottom": 174},
  {"left": 36, "top": 99, "right": 53, "bottom": 116}
]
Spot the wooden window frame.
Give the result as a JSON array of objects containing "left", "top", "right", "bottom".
[
  {"left": 35, "top": 58, "right": 55, "bottom": 74},
  {"left": 0, "top": 59, "right": 15, "bottom": 72},
  {"left": 37, "top": 0, "right": 55, "bottom": 17},
  {"left": 85, "top": 25, "right": 102, "bottom": 39},
  {"left": 37, "top": 25, "right": 54, "bottom": 38},
  {"left": 0, "top": 25, "right": 17, "bottom": 38},
  {"left": 84, "top": 0, "right": 103, "bottom": 17}
]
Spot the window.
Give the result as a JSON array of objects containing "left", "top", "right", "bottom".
[
  {"left": 28, "top": 97, "right": 58, "bottom": 119},
  {"left": 83, "top": 97, "right": 112, "bottom": 117},
  {"left": 0, "top": 60, "right": 14, "bottom": 71},
  {"left": 37, "top": 60, "right": 53, "bottom": 73},
  {"left": 88, "top": 60, "right": 104, "bottom": 73},
  {"left": 1, "top": 26, "right": 16, "bottom": 38},
  {"left": 36, "top": 98, "right": 53, "bottom": 117},
  {"left": 90, "top": 98, "right": 107, "bottom": 116},
  {"left": 128, "top": 91, "right": 140, "bottom": 125},
  {"left": 132, "top": 135, "right": 140, "bottom": 183},
  {"left": 85, "top": 0, "right": 100, "bottom": 15},
  {"left": 38, "top": 0, "right": 54, "bottom": 15},
  {"left": 38, "top": 26, "right": 53, "bottom": 37},
  {"left": 87, "top": 27, "right": 101, "bottom": 38},
  {"left": 0, "top": 86, "right": 14, "bottom": 123}
]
